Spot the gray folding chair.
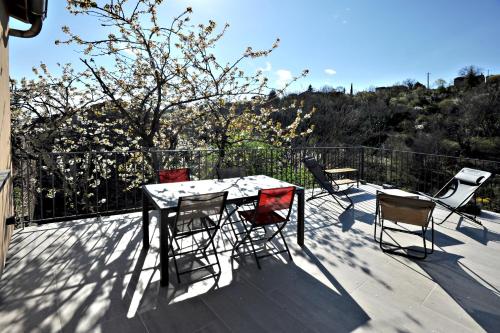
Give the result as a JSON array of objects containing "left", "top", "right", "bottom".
[
  {"left": 168, "top": 191, "right": 228, "bottom": 283},
  {"left": 430, "top": 168, "right": 492, "bottom": 225}
]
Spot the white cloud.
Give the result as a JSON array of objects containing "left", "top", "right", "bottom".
[
  {"left": 258, "top": 62, "right": 272, "bottom": 73},
  {"left": 276, "top": 69, "right": 293, "bottom": 88},
  {"left": 325, "top": 69, "right": 337, "bottom": 75}
]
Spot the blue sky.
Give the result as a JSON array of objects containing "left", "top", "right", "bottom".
[{"left": 9, "top": 0, "right": 500, "bottom": 92}]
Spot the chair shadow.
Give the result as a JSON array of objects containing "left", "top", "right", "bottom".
[
  {"left": 455, "top": 218, "right": 500, "bottom": 245},
  {"left": 417, "top": 251, "right": 500, "bottom": 332},
  {"left": 478, "top": 210, "right": 500, "bottom": 222},
  {"left": 426, "top": 229, "right": 464, "bottom": 248},
  {"left": 346, "top": 189, "right": 375, "bottom": 205},
  {"left": 338, "top": 208, "right": 376, "bottom": 232}
]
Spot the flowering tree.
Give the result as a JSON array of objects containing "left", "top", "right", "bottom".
[
  {"left": 11, "top": 1, "right": 314, "bottom": 220},
  {"left": 60, "top": 0, "right": 309, "bottom": 154},
  {"left": 11, "top": 63, "right": 103, "bottom": 158},
  {"left": 191, "top": 98, "right": 315, "bottom": 165},
  {"left": 11, "top": 63, "right": 146, "bottom": 216}
]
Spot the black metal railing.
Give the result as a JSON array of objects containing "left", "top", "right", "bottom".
[
  {"left": 13, "top": 151, "right": 147, "bottom": 224},
  {"left": 362, "top": 147, "right": 500, "bottom": 212},
  {"left": 12, "top": 146, "right": 499, "bottom": 225}
]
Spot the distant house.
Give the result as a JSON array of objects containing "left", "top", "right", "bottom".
[
  {"left": 375, "top": 85, "right": 408, "bottom": 93},
  {"left": 453, "top": 76, "right": 466, "bottom": 87},
  {"left": 414, "top": 82, "right": 426, "bottom": 90},
  {"left": 453, "top": 74, "right": 485, "bottom": 88},
  {"left": 486, "top": 75, "right": 500, "bottom": 85}
]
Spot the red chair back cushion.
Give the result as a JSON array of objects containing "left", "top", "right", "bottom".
[
  {"left": 256, "top": 186, "right": 296, "bottom": 216},
  {"left": 158, "top": 168, "right": 190, "bottom": 184}
]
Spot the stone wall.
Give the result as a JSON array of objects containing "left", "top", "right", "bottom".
[{"left": 0, "top": 0, "right": 13, "bottom": 277}]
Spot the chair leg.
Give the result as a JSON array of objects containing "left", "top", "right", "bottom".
[
  {"left": 437, "top": 207, "right": 483, "bottom": 226},
  {"left": 307, "top": 183, "right": 317, "bottom": 201},
  {"left": 266, "top": 221, "right": 293, "bottom": 261},
  {"left": 430, "top": 217, "right": 434, "bottom": 254},
  {"left": 232, "top": 231, "right": 247, "bottom": 254},
  {"left": 457, "top": 211, "right": 483, "bottom": 226},
  {"left": 330, "top": 192, "right": 347, "bottom": 209},
  {"left": 171, "top": 219, "right": 223, "bottom": 284},
  {"left": 421, "top": 227, "right": 428, "bottom": 259},
  {"left": 436, "top": 209, "right": 455, "bottom": 225},
  {"left": 373, "top": 209, "right": 380, "bottom": 241},
  {"left": 246, "top": 226, "right": 261, "bottom": 269},
  {"left": 173, "top": 257, "right": 181, "bottom": 283},
  {"left": 379, "top": 219, "right": 385, "bottom": 250},
  {"left": 165, "top": 226, "right": 182, "bottom": 284},
  {"left": 267, "top": 221, "right": 287, "bottom": 241},
  {"left": 341, "top": 190, "right": 354, "bottom": 209},
  {"left": 209, "top": 229, "right": 222, "bottom": 276},
  {"left": 169, "top": 241, "right": 182, "bottom": 283},
  {"left": 278, "top": 228, "right": 293, "bottom": 261},
  {"left": 222, "top": 205, "right": 239, "bottom": 245},
  {"left": 233, "top": 224, "right": 262, "bottom": 269},
  {"left": 379, "top": 219, "right": 431, "bottom": 260},
  {"left": 227, "top": 208, "right": 241, "bottom": 244}
]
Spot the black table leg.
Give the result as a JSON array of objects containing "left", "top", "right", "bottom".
[
  {"left": 297, "top": 188, "right": 305, "bottom": 247},
  {"left": 374, "top": 193, "right": 379, "bottom": 241},
  {"left": 159, "top": 209, "right": 169, "bottom": 286},
  {"left": 142, "top": 189, "right": 150, "bottom": 249}
]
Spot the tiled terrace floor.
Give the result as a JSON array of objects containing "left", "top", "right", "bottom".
[{"left": 1, "top": 184, "right": 500, "bottom": 333}]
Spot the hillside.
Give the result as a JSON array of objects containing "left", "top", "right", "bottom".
[{"left": 276, "top": 74, "right": 500, "bottom": 161}]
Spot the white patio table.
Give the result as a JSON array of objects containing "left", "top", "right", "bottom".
[{"left": 142, "top": 175, "right": 305, "bottom": 286}]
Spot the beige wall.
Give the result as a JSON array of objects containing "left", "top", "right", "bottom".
[{"left": 0, "top": 0, "right": 13, "bottom": 277}]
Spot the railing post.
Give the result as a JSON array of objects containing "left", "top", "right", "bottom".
[
  {"left": 141, "top": 149, "right": 146, "bottom": 206},
  {"left": 360, "top": 146, "right": 365, "bottom": 182}
]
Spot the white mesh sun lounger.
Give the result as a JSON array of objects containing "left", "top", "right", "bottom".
[{"left": 427, "top": 168, "right": 492, "bottom": 225}]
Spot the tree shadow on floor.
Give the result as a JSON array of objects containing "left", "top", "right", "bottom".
[
  {"left": 0, "top": 214, "right": 147, "bottom": 332},
  {"left": 425, "top": 228, "right": 464, "bottom": 247},
  {"left": 158, "top": 253, "right": 369, "bottom": 332}
]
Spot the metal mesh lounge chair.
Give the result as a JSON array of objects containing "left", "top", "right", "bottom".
[
  {"left": 158, "top": 167, "right": 191, "bottom": 183},
  {"left": 168, "top": 191, "right": 228, "bottom": 283},
  {"left": 302, "top": 156, "right": 353, "bottom": 210},
  {"left": 430, "top": 168, "right": 492, "bottom": 225},
  {"left": 232, "top": 186, "right": 296, "bottom": 269},
  {"left": 376, "top": 193, "right": 436, "bottom": 259}
]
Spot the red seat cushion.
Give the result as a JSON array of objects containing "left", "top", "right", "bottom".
[{"left": 239, "top": 209, "right": 287, "bottom": 226}]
